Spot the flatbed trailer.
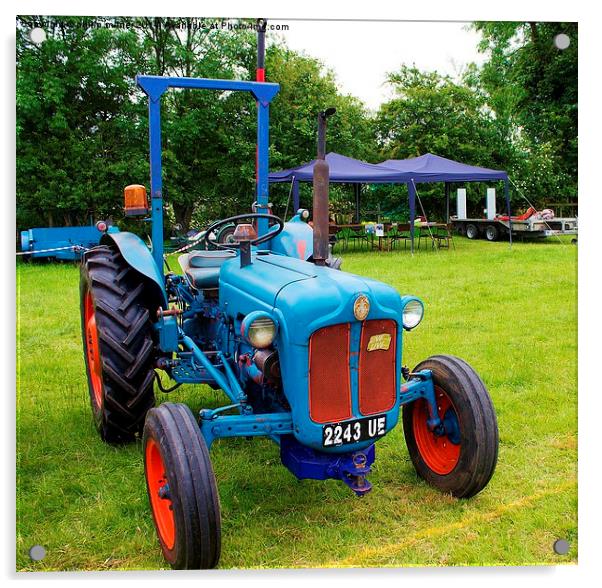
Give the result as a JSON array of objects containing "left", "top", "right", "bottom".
[
  {"left": 451, "top": 215, "right": 578, "bottom": 241},
  {"left": 19, "top": 223, "right": 118, "bottom": 260}
]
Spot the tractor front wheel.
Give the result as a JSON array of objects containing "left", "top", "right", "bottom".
[
  {"left": 80, "top": 245, "right": 156, "bottom": 443},
  {"left": 143, "top": 403, "right": 221, "bottom": 569},
  {"left": 402, "top": 355, "right": 498, "bottom": 498}
]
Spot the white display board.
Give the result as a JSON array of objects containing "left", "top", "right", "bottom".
[
  {"left": 457, "top": 188, "right": 467, "bottom": 219},
  {"left": 486, "top": 188, "right": 496, "bottom": 220}
]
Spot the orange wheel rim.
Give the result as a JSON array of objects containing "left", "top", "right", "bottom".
[
  {"left": 145, "top": 438, "right": 175, "bottom": 550},
  {"left": 412, "top": 386, "right": 461, "bottom": 475},
  {"left": 84, "top": 290, "right": 103, "bottom": 408}
]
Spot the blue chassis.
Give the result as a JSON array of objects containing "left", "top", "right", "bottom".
[
  {"left": 138, "top": 74, "right": 444, "bottom": 494},
  {"left": 158, "top": 292, "right": 441, "bottom": 494},
  {"left": 154, "top": 281, "right": 443, "bottom": 450},
  {"left": 158, "top": 305, "right": 441, "bottom": 494},
  {"left": 193, "top": 369, "right": 440, "bottom": 451}
]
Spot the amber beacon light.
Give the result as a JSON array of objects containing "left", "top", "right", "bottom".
[{"left": 124, "top": 184, "right": 149, "bottom": 216}]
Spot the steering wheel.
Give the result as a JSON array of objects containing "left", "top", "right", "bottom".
[{"left": 200, "top": 213, "right": 285, "bottom": 250}]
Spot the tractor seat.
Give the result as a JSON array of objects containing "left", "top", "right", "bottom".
[{"left": 178, "top": 250, "right": 237, "bottom": 289}]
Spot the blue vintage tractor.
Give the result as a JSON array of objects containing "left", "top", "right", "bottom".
[{"left": 79, "top": 74, "right": 498, "bottom": 569}]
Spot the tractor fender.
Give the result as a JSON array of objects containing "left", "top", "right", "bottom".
[
  {"left": 268, "top": 211, "right": 314, "bottom": 260},
  {"left": 100, "top": 231, "right": 168, "bottom": 308}
]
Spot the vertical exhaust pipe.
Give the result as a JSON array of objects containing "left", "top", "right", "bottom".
[{"left": 313, "top": 108, "right": 336, "bottom": 266}]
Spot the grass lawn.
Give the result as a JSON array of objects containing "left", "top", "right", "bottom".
[{"left": 16, "top": 236, "right": 577, "bottom": 570}]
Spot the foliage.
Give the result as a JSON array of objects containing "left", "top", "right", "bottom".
[
  {"left": 372, "top": 66, "right": 512, "bottom": 219},
  {"left": 376, "top": 67, "right": 501, "bottom": 164},
  {"left": 17, "top": 17, "right": 375, "bottom": 232},
  {"left": 16, "top": 18, "right": 577, "bottom": 232},
  {"left": 16, "top": 17, "right": 149, "bottom": 229},
  {"left": 470, "top": 21, "right": 578, "bottom": 201},
  {"left": 266, "top": 45, "right": 374, "bottom": 216}
]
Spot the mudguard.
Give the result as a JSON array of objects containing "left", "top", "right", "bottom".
[
  {"left": 100, "top": 231, "right": 168, "bottom": 308},
  {"left": 269, "top": 210, "right": 314, "bottom": 260}
]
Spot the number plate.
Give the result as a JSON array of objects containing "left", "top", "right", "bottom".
[{"left": 322, "top": 415, "right": 387, "bottom": 447}]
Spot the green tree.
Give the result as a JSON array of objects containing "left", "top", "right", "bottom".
[
  {"left": 16, "top": 16, "right": 150, "bottom": 229},
  {"left": 266, "top": 45, "right": 375, "bottom": 215},
  {"left": 471, "top": 21, "right": 578, "bottom": 201},
  {"left": 373, "top": 66, "right": 513, "bottom": 219},
  {"left": 16, "top": 17, "right": 373, "bottom": 231},
  {"left": 375, "top": 66, "right": 507, "bottom": 165}
]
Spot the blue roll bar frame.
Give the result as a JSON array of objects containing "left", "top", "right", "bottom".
[{"left": 136, "top": 75, "right": 280, "bottom": 269}]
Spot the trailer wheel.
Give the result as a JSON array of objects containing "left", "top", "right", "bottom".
[
  {"left": 465, "top": 224, "right": 479, "bottom": 240},
  {"left": 485, "top": 225, "right": 499, "bottom": 241},
  {"left": 143, "top": 403, "right": 221, "bottom": 569},
  {"left": 80, "top": 245, "right": 156, "bottom": 443},
  {"left": 402, "top": 355, "right": 498, "bottom": 498},
  {"left": 216, "top": 223, "right": 236, "bottom": 245}
]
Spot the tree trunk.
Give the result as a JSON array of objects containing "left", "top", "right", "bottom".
[
  {"left": 172, "top": 202, "right": 194, "bottom": 232},
  {"left": 529, "top": 22, "right": 539, "bottom": 45}
]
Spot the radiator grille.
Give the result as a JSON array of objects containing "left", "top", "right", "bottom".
[
  {"left": 358, "top": 319, "right": 397, "bottom": 415},
  {"left": 308, "top": 323, "right": 352, "bottom": 423}
]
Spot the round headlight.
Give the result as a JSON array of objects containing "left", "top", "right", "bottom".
[
  {"left": 241, "top": 312, "right": 277, "bottom": 348},
  {"left": 354, "top": 294, "right": 370, "bottom": 321},
  {"left": 402, "top": 299, "right": 424, "bottom": 330}
]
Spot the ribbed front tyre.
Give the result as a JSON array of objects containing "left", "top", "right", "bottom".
[
  {"left": 143, "top": 403, "right": 221, "bottom": 569},
  {"left": 402, "top": 355, "right": 499, "bottom": 498}
]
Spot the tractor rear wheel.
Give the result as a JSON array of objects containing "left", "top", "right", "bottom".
[
  {"left": 143, "top": 403, "right": 221, "bottom": 569},
  {"left": 402, "top": 355, "right": 498, "bottom": 498},
  {"left": 80, "top": 245, "right": 156, "bottom": 443}
]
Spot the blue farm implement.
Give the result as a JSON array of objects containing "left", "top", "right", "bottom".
[
  {"left": 20, "top": 222, "right": 118, "bottom": 260},
  {"left": 79, "top": 22, "right": 498, "bottom": 570}
]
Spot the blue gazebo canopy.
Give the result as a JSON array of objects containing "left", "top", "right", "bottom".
[
  {"left": 380, "top": 153, "right": 508, "bottom": 183},
  {"left": 269, "top": 152, "right": 507, "bottom": 187},
  {"left": 269, "top": 152, "right": 407, "bottom": 184},
  {"left": 269, "top": 153, "right": 411, "bottom": 226},
  {"left": 269, "top": 152, "right": 511, "bottom": 251}
]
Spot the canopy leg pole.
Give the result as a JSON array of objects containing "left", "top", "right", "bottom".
[
  {"left": 354, "top": 184, "right": 361, "bottom": 223},
  {"left": 445, "top": 182, "right": 450, "bottom": 223},
  {"left": 409, "top": 181, "right": 416, "bottom": 255},
  {"left": 505, "top": 180, "right": 512, "bottom": 248},
  {"left": 293, "top": 179, "right": 300, "bottom": 211}
]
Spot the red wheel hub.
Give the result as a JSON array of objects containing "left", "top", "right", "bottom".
[
  {"left": 412, "top": 386, "right": 461, "bottom": 475},
  {"left": 145, "top": 438, "right": 175, "bottom": 550},
  {"left": 84, "top": 291, "right": 103, "bottom": 408}
]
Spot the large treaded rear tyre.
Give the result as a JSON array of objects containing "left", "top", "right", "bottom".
[
  {"left": 402, "top": 355, "right": 498, "bottom": 498},
  {"left": 80, "top": 245, "right": 156, "bottom": 443},
  {"left": 143, "top": 403, "right": 221, "bottom": 569}
]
